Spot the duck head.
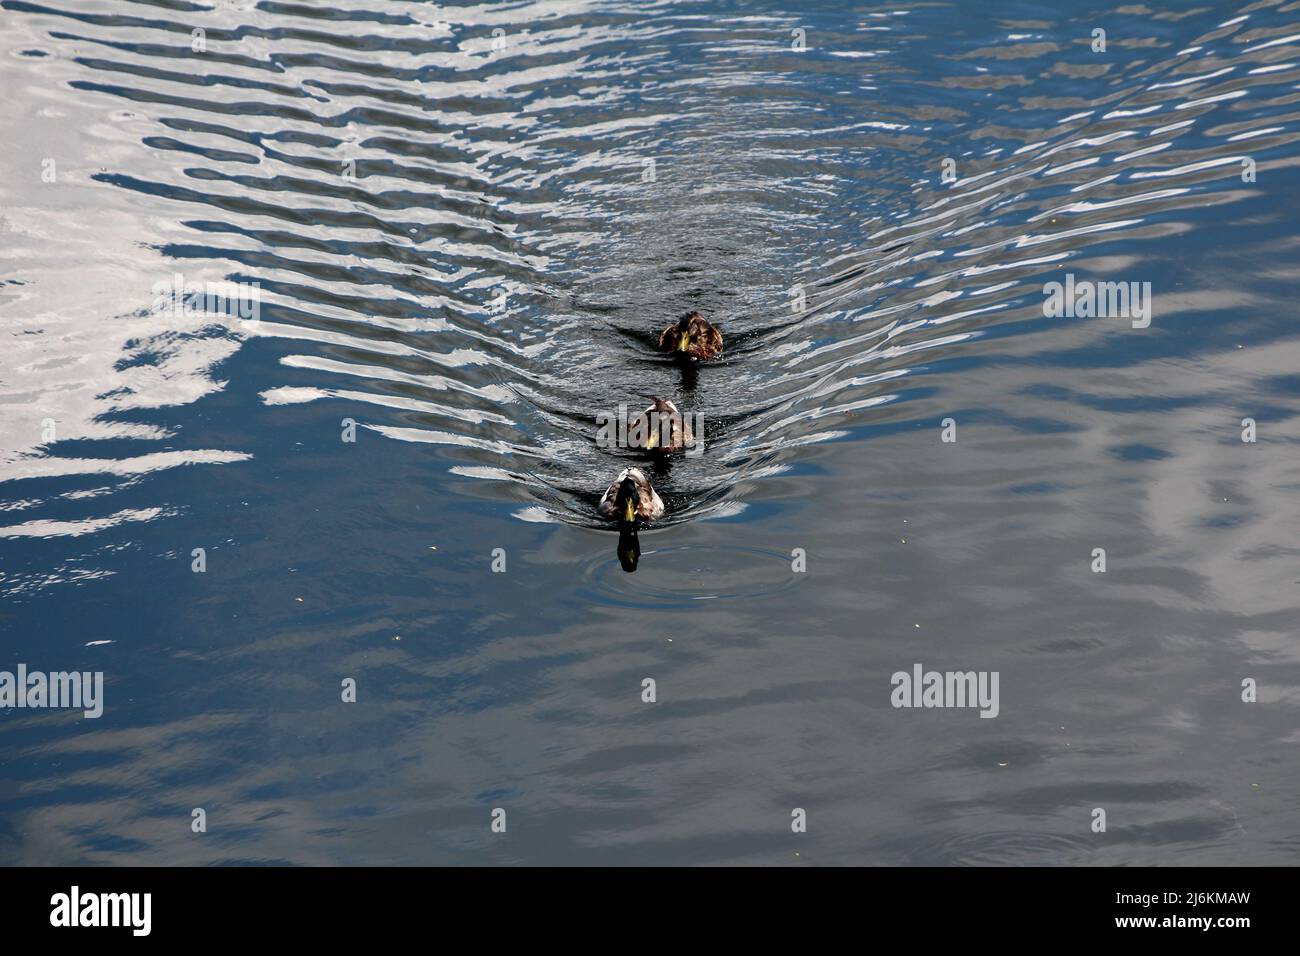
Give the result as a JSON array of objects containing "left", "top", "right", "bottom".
[
  {"left": 614, "top": 476, "right": 640, "bottom": 528},
  {"left": 667, "top": 312, "right": 701, "bottom": 354}
]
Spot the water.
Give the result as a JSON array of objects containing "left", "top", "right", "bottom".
[{"left": 2, "top": 0, "right": 1299, "bottom": 865}]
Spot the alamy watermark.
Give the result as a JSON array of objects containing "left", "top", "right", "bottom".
[
  {"left": 0, "top": 664, "right": 103, "bottom": 718},
  {"left": 151, "top": 272, "right": 261, "bottom": 325},
  {"left": 890, "top": 663, "right": 999, "bottom": 718},
  {"left": 50, "top": 886, "right": 150, "bottom": 936},
  {"left": 1043, "top": 272, "right": 1151, "bottom": 328},
  {"left": 595, "top": 403, "right": 704, "bottom": 457}
]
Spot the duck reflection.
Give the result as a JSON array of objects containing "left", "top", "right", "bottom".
[{"left": 616, "top": 527, "right": 640, "bottom": 572}]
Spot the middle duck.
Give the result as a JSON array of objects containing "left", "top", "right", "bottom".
[
  {"left": 659, "top": 310, "right": 723, "bottom": 361},
  {"left": 627, "top": 396, "right": 694, "bottom": 454}
]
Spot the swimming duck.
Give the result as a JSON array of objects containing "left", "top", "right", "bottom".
[
  {"left": 628, "top": 396, "right": 694, "bottom": 454},
  {"left": 597, "top": 467, "right": 665, "bottom": 526},
  {"left": 658, "top": 310, "right": 723, "bottom": 360}
]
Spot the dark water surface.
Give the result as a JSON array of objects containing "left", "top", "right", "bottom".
[{"left": 2, "top": 0, "right": 1299, "bottom": 864}]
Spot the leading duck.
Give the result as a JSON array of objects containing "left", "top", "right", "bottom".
[
  {"left": 598, "top": 467, "right": 663, "bottom": 573},
  {"left": 598, "top": 467, "right": 664, "bottom": 526}
]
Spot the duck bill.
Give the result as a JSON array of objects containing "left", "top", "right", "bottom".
[
  {"left": 644, "top": 425, "right": 659, "bottom": 451},
  {"left": 677, "top": 331, "right": 691, "bottom": 353},
  {"left": 622, "top": 497, "right": 636, "bottom": 523}
]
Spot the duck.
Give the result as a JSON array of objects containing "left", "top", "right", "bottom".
[
  {"left": 628, "top": 396, "right": 694, "bottom": 454},
  {"left": 597, "top": 467, "right": 665, "bottom": 527},
  {"left": 658, "top": 310, "right": 723, "bottom": 360}
]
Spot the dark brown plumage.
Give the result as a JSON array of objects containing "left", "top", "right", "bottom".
[
  {"left": 627, "top": 396, "right": 694, "bottom": 454},
  {"left": 597, "top": 468, "right": 665, "bottom": 524},
  {"left": 658, "top": 311, "right": 723, "bottom": 360}
]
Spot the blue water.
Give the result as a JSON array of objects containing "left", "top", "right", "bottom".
[{"left": 2, "top": 0, "right": 1299, "bottom": 864}]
